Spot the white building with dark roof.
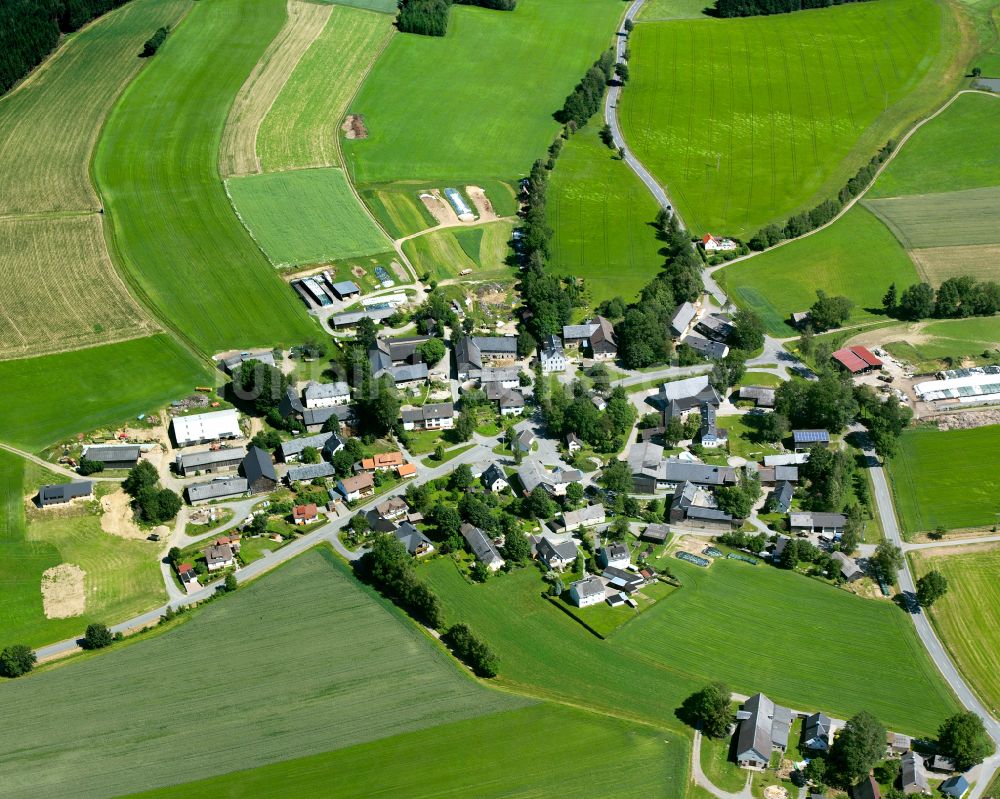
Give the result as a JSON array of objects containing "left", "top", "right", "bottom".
[
  {"left": 172, "top": 409, "right": 241, "bottom": 448},
  {"left": 303, "top": 381, "right": 350, "bottom": 408}
]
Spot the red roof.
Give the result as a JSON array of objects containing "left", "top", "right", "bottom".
[
  {"left": 831, "top": 346, "right": 883, "bottom": 373},
  {"left": 178, "top": 562, "right": 194, "bottom": 575},
  {"left": 702, "top": 234, "right": 714, "bottom": 244},
  {"left": 292, "top": 503, "right": 318, "bottom": 519}
]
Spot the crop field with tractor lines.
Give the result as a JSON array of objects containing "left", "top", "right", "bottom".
[
  {"left": 403, "top": 221, "right": 514, "bottom": 282},
  {"left": 93, "top": 0, "right": 319, "bottom": 354},
  {"left": 255, "top": 4, "right": 394, "bottom": 173},
  {"left": 620, "top": 0, "right": 954, "bottom": 237},
  {"left": 0, "top": 549, "right": 525, "bottom": 799}
]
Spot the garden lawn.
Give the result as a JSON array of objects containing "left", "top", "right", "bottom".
[
  {"left": 94, "top": 0, "right": 318, "bottom": 353},
  {"left": 716, "top": 414, "right": 782, "bottom": 459},
  {"left": 912, "top": 544, "right": 1000, "bottom": 717},
  {"left": 0, "top": 335, "right": 211, "bottom": 452},
  {"left": 0, "top": 456, "right": 165, "bottom": 650},
  {"left": 889, "top": 425, "right": 1000, "bottom": 534},
  {"left": 256, "top": 4, "right": 394, "bottom": 172},
  {"left": 227, "top": 167, "right": 392, "bottom": 266},
  {"left": 403, "top": 221, "right": 513, "bottom": 282},
  {"left": 124, "top": 703, "right": 684, "bottom": 799},
  {"left": 547, "top": 126, "right": 665, "bottom": 304},
  {"left": 0, "top": 548, "right": 524, "bottom": 799},
  {"left": 867, "top": 92, "right": 1000, "bottom": 198},
  {"left": 344, "top": 0, "right": 624, "bottom": 184},
  {"left": 421, "top": 555, "right": 957, "bottom": 735},
  {"left": 701, "top": 727, "right": 747, "bottom": 792},
  {"left": 620, "top": 0, "right": 954, "bottom": 237},
  {"left": 716, "top": 206, "right": 918, "bottom": 336}
]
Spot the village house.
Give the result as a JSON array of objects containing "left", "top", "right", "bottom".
[
  {"left": 568, "top": 574, "right": 605, "bottom": 607},
  {"left": 597, "top": 542, "right": 630, "bottom": 570},
  {"left": 560, "top": 317, "right": 617, "bottom": 360},
  {"left": 658, "top": 375, "right": 721, "bottom": 422},
  {"left": 204, "top": 543, "right": 235, "bottom": 572},
  {"left": 303, "top": 380, "right": 350, "bottom": 408},
  {"left": 739, "top": 386, "right": 776, "bottom": 408},
  {"left": 854, "top": 775, "right": 882, "bottom": 799},
  {"left": 484, "top": 382, "right": 525, "bottom": 416},
  {"left": 358, "top": 451, "right": 404, "bottom": 472},
  {"left": 803, "top": 712, "right": 832, "bottom": 751},
  {"left": 292, "top": 504, "right": 319, "bottom": 525},
  {"left": 278, "top": 431, "right": 343, "bottom": 463},
  {"left": 336, "top": 473, "right": 375, "bottom": 502},
  {"left": 793, "top": 429, "right": 830, "bottom": 450},
  {"left": 562, "top": 503, "right": 606, "bottom": 530},
  {"left": 461, "top": 523, "right": 505, "bottom": 571},
  {"left": 177, "top": 562, "right": 199, "bottom": 590},
  {"left": 831, "top": 551, "right": 864, "bottom": 582},
  {"left": 241, "top": 447, "right": 278, "bottom": 494},
  {"left": 517, "top": 461, "right": 582, "bottom": 497},
  {"left": 535, "top": 536, "right": 578, "bottom": 570},
  {"left": 396, "top": 462, "right": 417, "bottom": 480},
  {"left": 37, "top": 481, "right": 93, "bottom": 508},
  {"left": 682, "top": 333, "right": 729, "bottom": 360},
  {"left": 394, "top": 522, "right": 435, "bottom": 557},
  {"left": 695, "top": 312, "right": 734, "bottom": 341},
  {"left": 171, "top": 408, "right": 242, "bottom": 448},
  {"left": 790, "top": 511, "right": 846, "bottom": 536},
  {"left": 285, "top": 462, "right": 337, "bottom": 484},
  {"left": 669, "top": 301, "right": 698, "bottom": 338},
  {"left": 401, "top": 402, "right": 455, "bottom": 431},
  {"left": 734, "top": 693, "right": 792, "bottom": 769},
  {"left": 515, "top": 428, "right": 536, "bottom": 453},
  {"left": 480, "top": 463, "right": 509, "bottom": 493},
  {"left": 369, "top": 339, "right": 429, "bottom": 387},
  {"left": 701, "top": 233, "right": 738, "bottom": 252},
  {"left": 940, "top": 776, "right": 969, "bottom": 799},
  {"left": 375, "top": 496, "right": 408, "bottom": 521},
  {"left": 566, "top": 432, "right": 583, "bottom": 453},
  {"left": 186, "top": 477, "right": 249, "bottom": 504},
  {"left": 901, "top": 752, "right": 931, "bottom": 796},
  {"left": 700, "top": 403, "right": 728, "bottom": 448},
  {"left": 539, "top": 333, "right": 567, "bottom": 373}
]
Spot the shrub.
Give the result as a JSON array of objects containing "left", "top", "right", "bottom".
[
  {"left": 0, "top": 644, "right": 36, "bottom": 678},
  {"left": 140, "top": 26, "right": 168, "bottom": 57},
  {"left": 81, "top": 623, "right": 114, "bottom": 650},
  {"left": 443, "top": 623, "right": 499, "bottom": 677}
]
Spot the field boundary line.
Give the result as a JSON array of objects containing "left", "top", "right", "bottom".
[{"left": 708, "top": 89, "right": 1000, "bottom": 280}]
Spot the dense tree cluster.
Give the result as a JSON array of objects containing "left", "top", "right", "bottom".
[
  {"left": 747, "top": 140, "right": 893, "bottom": 251},
  {"left": 799, "top": 445, "right": 856, "bottom": 513},
  {"left": 140, "top": 26, "right": 168, "bottom": 57},
  {"left": 77, "top": 457, "right": 105, "bottom": 476},
  {"left": 396, "top": 0, "right": 515, "bottom": 36},
  {"left": 123, "top": 460, "right": 182, "bottom": 524},
  {"left": 775, "top": 374, "right": 858, "bottom": 433},
  {"left": 715, "top": 473, "right": 762, "bottom": 519},
  {"left": 231, "top": 359, "right": 288, "bottom": 419},
  {"left": 714, "top": 0, "right": 874, "bottom": 17},
  {"left": 827, "top": 711, "right": 886, "bottom": 785},
  {"left": 855, "top": 386, "right": 912, "bottom": 459},
  {"left": 357, "top": 534, "right": 443, "bottom": 628},
  {"left": 937, "top": 712, "right": 993, "bottom": 771},
  {"left": 442, "top": 623, "right": 500, "bottom": 677},
  {"left": 0, "top": 0, "right": 132, "bottom": 97},
  {"left": 680, "top": 683, "right": 732, "bottom": 737},
  {"left": 555, "top": 50, "right": 614, "bottom": 127},
  {"left": 0, "top": 644, "right": 36, "bottom": 678},
  {"left": 884, "top": 275, "right": 1000, "bottom": 321},
  {"left": 541, "top": 383, "right": 636, "bottom": 453},
  {"left": 716, "top": 529, "right": 767, "bottom": 554},
  {"left": 917, "top": 569, "right": 948, "bottom": 607},
  {"left": 808, "top": 290, "right": 854, "bottom": 331}
]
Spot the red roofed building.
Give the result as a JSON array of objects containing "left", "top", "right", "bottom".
[
  {"left": 832, "top": 345, "right": 883, "bottom": 374},
  {"left": 292, "top": 503, "right": 319, "bottom": 525}
]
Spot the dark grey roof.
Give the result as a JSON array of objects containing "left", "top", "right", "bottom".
[
  {"left": 481, "top": 463, "right": 508, "bottom": 489},
  {"left": 696, "top": 313, "right": 734, "bottom": 340},
  {"left": 793, "top": 429, "right": 830, "bottom": 444},
  {"left": 303, "top": 405, "right": 352, "bottom": 427},
  {"left": 641, "top": 523, "right": 670, "bottom": 542},
  {"left": 901, "top": 753, "right": 928, "bottom": 793},
  {"left": 280, "top": 432, "right": 342, "bottom": 460},
  {"left": 205, "top": 543, "right": 234, "bottom": 565},
  {"left": 684, "top": 334, "right": 728, "bottom": 359},
  {"left": 187, "top": 478, "right": 249, "bottom": 502},
  {"left": 285, "top": 462, "right": 336, "bottom": 482},
  {"left": 39, "top": 482, "right": 92, "bottom": 503},
  {"left": 853, "top": 776, "right": 881, "bottom": 799},
  {"left": 536, "top": 536, "right": 578, "bottom": 563},
  {"left": 388, "top": 363, "right": 428, "bottom": 383},
  {"left": 329, "top": 307, "right": 395, "bottom": 327},
  {"left": 472, "top": 336, "right": 518, "bottom": 355},
  {"left": 394, "top": 522, "right": 433, "bottom": 555},
  {"left": 401, "top": 402, "right": 454, "bottom": 423},
  {"left": 330, "top": 280, "right": 360, "bottom": 296},
  {"left": 175, "top": 448, "right": 245, "bottom": 471},
  {"left": 570, "top": 574, "right": 605, "bottom": 599},
  {"left": 803, "top": 712, "right": 831, "bottom": 745},
  {"left": 279, "top": 385, "right": 305, "bottom": 417},
  {"left": 364, "top": 509, "right": 397, "bottom": 533},
  {"left": 790, "top": 511, "right": 847, "bottom": 529},
  {"left": 663, "top": 459, "right": 737, "bottom": 486},
  {"left": 82, "top": 445, "right": 140, "bottom": 464},
  {"left": 735, "top": 693, "right": 790, "bottom": 764},
  {"left": 303, "top": 381, "right": 350, "bottom": 402},
  {"left": 740, "top": 386, "right": 776, "bottom": 407},
  {"left": 455, "top": 337, "right": 482, "bottom": 373},
  {"left": 686, "top": 505, "right": 733, "bottom": 522},
  {"left": 774, "top": 465, "right": 798, "bottom": 482},
  {"left": 772, "top": 480, "right": 794, "bottom": 511},
  {"left": 460, "top": 523, "right": 504, "bottom": 567},
  {"left": 940, "top": 776, "right": 969, "bottom": 798},
  {"left": 241, "top": 446, "right": 276, "bottom": 484}
]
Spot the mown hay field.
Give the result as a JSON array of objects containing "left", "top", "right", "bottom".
[
  {"left": 344, "top": 0, "right": 624, "bottom": 185},
  {"left": 867, "top": 92, "right": 1000, "bottom": 198},
  {"left": 313, "top": 0, "right": 398, "bottom": 11},
  {"left": 717, "top": 206, "right": 918, "bottom": 335},
  {"left": 421, "top": 554, "right": 958, "bottom": 735},
  {"left": 911, "top": 544, "right": 1000, "bottom": 717},
  {"left": 0, "top": 0, "right": 190, "bottom": 215},
  {"left": 403, "top": 221, "right": 513, "bottom": 282},
  {"left": 219, "top": 0, "right": 333, "bottom": 177},
  {"left": 0, "top": 334, "right": 211, "bottom": 452},
  {"left": 1, "top": 548, "right": 525, "bottom": 799},
  {"left": 125, "top": 704, "right": 686, "bottom": 799},
  {"left": 94, "top": 0, "right": 318, "bottom": 354},
  {"left": 0, "top": 215, "right": 156, "bottom": 360},
  {"left": 256, "top": 4, "right": 393, "bottom": 173},
  {"left": 620, "top": 0, "right": 953, "bottom": 237},
  {"left": 227, "top": 166, "right": 392, "bottom": 265},
  {"left": 0, "top": 453, "right": 164, "bottom": 650},
  {"left": 890, "top": 426, "right": 1000, "bottom": 534},
  {"left": 910, "top": 243, "right": 1000, "bottom": 285},
  {"left": 547, "top": 126, "right": 666, "bottom": 304},
  {"left": 882, "top": 315, "right": 1000, "bottom": 371},
  {"left": 863, "top": 186, "right": 1000, "bottom": 249}
]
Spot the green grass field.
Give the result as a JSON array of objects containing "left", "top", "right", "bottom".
[
  {"left": 0, "top": 453, "right": 164, "bottom": 650},
  {"left": 315, "top": 0, "right": 397, "bottom": 11},
  {"left": 863, "top": 186, "right": 1000, "bottom": 249},
  {"left": 889, "top": 426, "right": 1000, "bottom": 534},
  {"left": 547, "top": 126, "right": 666, "bottom": 304},
  {"left": 403, "top": 221, "right": 513, "bottom": 281},
  {"left": 621, "top": 0, "right": 952, "bottom": 237},
  {"left": 344, "top": 0, "right": 623, "bottom": 185},
  {"left": 0, "top": 335, "right": 211, "bottom": 452},
  {"left": 0, "top": 548, "right": 524, "bottom": 798},
  {"left": 717, "top": 206, "right": 918, "bottom": 335},
  {"left": 125, "top": 703, "right": 686, "bottom": 799},
  {"left": 256, "top": 5, "right": 393, "bottom": 172},
  {"left": 867, "top": 92, "right": 1000, "bottom": 198},
  {"left": 227, "top": 167, "right": 392, "bottom": 265},
  {"left": 911, "top": 545, "right": 1000, "bottom": 717},
  {"left": 880, "top": 316, "right": 1000, "bottom": 371},
  {"left": 93, "top": 0, "right": 318, "bottom": 353},
  {"left": 638, "top": 0, "right": 712, "bottom": 20},
  {"left": 421, "top": 555, "right": 957, "bottom": 734}
]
